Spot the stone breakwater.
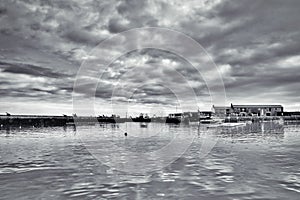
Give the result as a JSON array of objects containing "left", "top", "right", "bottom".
[
  {"left": 1, "top": 115, "right": 300, "bottom": 128},
  {"left": 0, "top": 115, "right": 128, "bottom": 127}
]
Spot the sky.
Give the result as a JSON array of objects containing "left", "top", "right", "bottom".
[{"left": 0, "top": 0, "right": 300, "bottom": 116}]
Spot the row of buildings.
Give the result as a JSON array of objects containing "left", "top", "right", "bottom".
[
  {"left": 212, "top": 104, "right": 284, "bottom": 117},
  {"left": 168, "top": 104, "right": 285, "bottom": 120}
]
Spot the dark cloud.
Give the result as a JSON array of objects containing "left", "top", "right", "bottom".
[
  {"left": 0, "top": 0, "right": 300, "bottom": 114},
  {"left": 1, "top": 61, "right": 67, "bottom": 78},
  {"left": 108, "top": 18, "right": 129, "bottom": 33}
]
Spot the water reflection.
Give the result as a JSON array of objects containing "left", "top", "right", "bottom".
[
  {"left": 0, "top": 122, "right": 299, "bottom": 199},
  {"left": 213, "top": 121, "right": 285, "bottom": 142},
  {"left": 216, "top": 121, "right": 284, "bottom": 134}
]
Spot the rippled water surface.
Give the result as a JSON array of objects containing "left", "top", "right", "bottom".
[{"left": 0, "top": 122, "right": 299, "bottom": 199}]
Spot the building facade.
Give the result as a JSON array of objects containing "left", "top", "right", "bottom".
[
  {"left": 212, "top": 104, "right": 284, "bottom": 117},
  {"left": 212, "top": 105, "right": 233, "bottom": 117},
  {"left": 168, "top": 113, "right": 183, "bottom": 118},
  {"left": 231, "top": 104, "right": 283, "bottom": 116}
]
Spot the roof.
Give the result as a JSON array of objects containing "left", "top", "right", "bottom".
[
  {"left": 213, "top": 106, "right": 231, "bottom": 109},
  {"left": 169, "top": 113, "right": 182, "bottom": 115},
  {"left": 232, "top": 105, "right": 283, "bottom": 108},
  {"left": 183, "top": 111, "right": 198, "bottom": 114}
]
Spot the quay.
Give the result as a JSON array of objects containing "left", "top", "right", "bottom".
[
  {"left": 0, "top": 115, "right": 73, "bottom": 127},
  {"left": 1, "top": 103, "right": 300, "bottom": 127},
  {"left": 0, "top": 115, "right": 129, "bottom": 127},
  {"left": 0, "top": 114, "right": 181, "bottom": 127}
]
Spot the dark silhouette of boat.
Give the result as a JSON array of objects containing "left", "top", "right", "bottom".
[{"left": 131, "top": 113, "right": 151, "bottom": 122}]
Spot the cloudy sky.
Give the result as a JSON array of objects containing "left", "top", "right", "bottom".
[{"left": 0, "top": 0, "right": 300, "bottom": 116}]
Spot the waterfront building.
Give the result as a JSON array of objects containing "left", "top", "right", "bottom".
[
  {"left": 182, "top": 111, "right": 198, "bottom": 119},
  {"left": 212, "top": 104, "right": 284, "bottom": 117},
  {"left": 198, "top": 111, "right": 212, "bottom": 119},
  {"left": 168, "top": 113, "right": 183, "bottom": 119},
  {"left": 277, "top": 111, "right": 300, "bottom": 117},
  {"left": 231, "top": 104, "right": 283, "bottom": 116},
  {"left": 212, "top": 105, "right": 233, "bottom": 117}
]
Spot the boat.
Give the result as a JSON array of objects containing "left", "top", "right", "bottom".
[{"left": 200, "top": 117, "right": 224, "bottom": 124}]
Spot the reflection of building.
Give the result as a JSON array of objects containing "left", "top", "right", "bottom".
[
  {"left": 212, "top": 105, "right": 233, "bottom": 117},
  {"left": 220, "top": 121, "right": 284, "bottom": 135},
  {"left": 231, "top": 104, "right": 283, "bottom": 116}
]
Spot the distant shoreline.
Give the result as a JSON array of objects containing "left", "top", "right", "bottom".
[{"left": 1, "top": 114, "right": 300, "bottom": 128}]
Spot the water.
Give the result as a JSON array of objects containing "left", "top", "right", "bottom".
[{"left": 0, "top": 122, "right": 299, "bottom": 199}]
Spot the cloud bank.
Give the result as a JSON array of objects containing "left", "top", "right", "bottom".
[{"left": 0, "top": 0, "right": 300, "bottom": 115}]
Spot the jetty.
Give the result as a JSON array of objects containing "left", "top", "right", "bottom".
[{"left": 0, "top": 114, "right": 129, "bottom": 128}]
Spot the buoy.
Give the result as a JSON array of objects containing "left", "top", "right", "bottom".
[{"left": 124, "top": 132, "right": 127, "bottom": 136}]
